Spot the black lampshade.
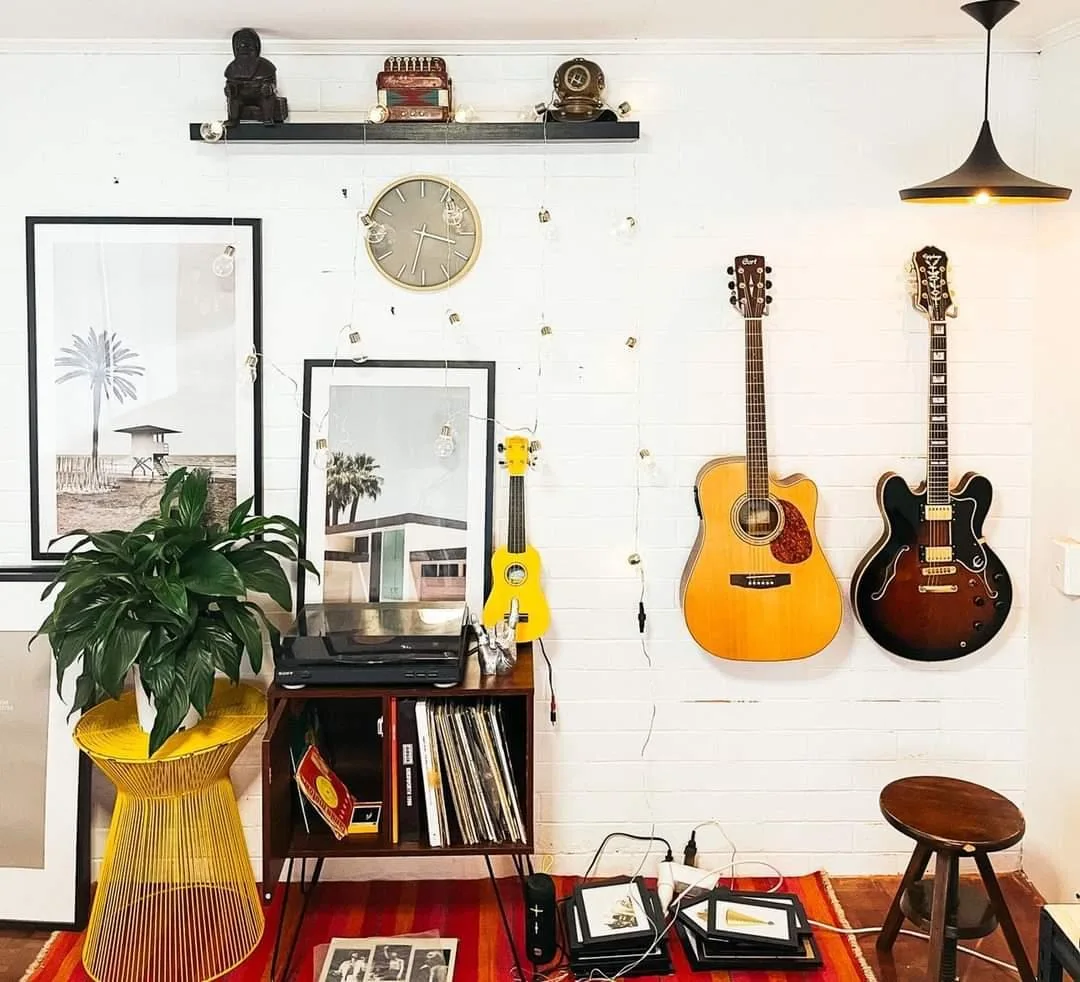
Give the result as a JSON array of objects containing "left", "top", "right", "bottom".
[{"left": 900, "top": 1, "right": 1070, "bottom": 204}]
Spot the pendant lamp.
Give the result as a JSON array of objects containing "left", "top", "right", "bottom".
[{"left": 900, "top": 0, "right": 1071, "bottom": 203}]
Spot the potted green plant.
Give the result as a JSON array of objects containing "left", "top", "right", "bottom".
[{"left": 37, "top": 467, "right": 317, "bottom": 755}]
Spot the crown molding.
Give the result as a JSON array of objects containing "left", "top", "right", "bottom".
[
  {"left": 0, "top": 36, "right": 1039, "bottom": 56},
  {"left": 1037, "top": 18, "right": 1080, "bottom": 51}
]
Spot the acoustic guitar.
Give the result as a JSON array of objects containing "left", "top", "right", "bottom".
[
  {"left": 680, "top": 256, "right": 842, "bottom": 661},
  {"left": 851, "top": 246, "right": 1012, "bottom": 661},
  {"left": 482, "top": 435, "right": 551, "bottom": 642}
]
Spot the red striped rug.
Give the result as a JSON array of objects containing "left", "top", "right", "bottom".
[{"left": 23, "top": 872, "right": 874, "bottom": 981}]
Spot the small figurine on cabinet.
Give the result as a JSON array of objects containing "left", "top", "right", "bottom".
[
  {"left": 224, "top": 28, "right": 288, "bottom": 127},
  {"left": 543, "top": 58, "right": 628, "bottom": 122},
  {"left": 372, "top": 56, "right": 453, "bottom": 122}
]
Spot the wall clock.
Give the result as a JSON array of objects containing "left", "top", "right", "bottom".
[{"left": 365, "top": 175, "right": 481, "bottom": 291}]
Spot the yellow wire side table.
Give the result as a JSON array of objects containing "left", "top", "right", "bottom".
[{"left": 74, "top": 680, "right": 266, "bottom": 982}]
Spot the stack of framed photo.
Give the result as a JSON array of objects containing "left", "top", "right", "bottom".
[
  {"left": 675, "top": 888, "right": 823, "bottom": 971},
  {"left": 562, "top": 877, "right": 672, "bottom": 978}
]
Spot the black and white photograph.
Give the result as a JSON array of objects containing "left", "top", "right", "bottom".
[
  {"left": 316, "top": 945, "right": 374, "bottom": 982},
  {"left": 0, "top": 581, "right": 89, "bottom": 927},
  {"left": 298, "top": 361, "right": 495, "bottom": 612},
  {"left": 574, "top": 879, "right": 656, "bottom": 945},
  {"left": 26, "top": 218, "right": 262, "bottom": 560},
  {"left": 408, "top": 945, "right": 456, "bottom": 982},
  {"left": 369, "top": 943, "right": 413, "bottom": 980}
]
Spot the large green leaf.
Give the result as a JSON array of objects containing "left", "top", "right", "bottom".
[
  {"left": 53, "top": 627, "right": 91, "bottom": 696},
  {"left": 158, "top": 468, "right": 189, "bottom": 517},
  {"left": 177, "top": 470, "right": 210, "bottom": 527},
  {"left": 182, "top": 634, "right": 217, "bottom": 717},
  {"left": 98, "top": 620, "right": 151, "bottom": 698},
  {"left": 228, "top": 496, "right": 254, "bottom": 535},
  {"left": 219, "top": 600, "right": 264, "bottom": 674},
  {"left": 180, "top": 546, "right": 245, "bottom": 597},
  {"left": 147, "top": 673, "right": 193, "bottom": 756},
  {"left": 147, "top": 575, "right": 189, "bottom": 618},
  {"left": 240, "top": 601, "right": 281, "bottom": 651},
  {"left": 237, "top": 539, "right": 297, "bottom": 560},
  {"left": 239, "top": 515, "right": 302, "bottom": 541},
  {"left": 231, "top": 550, "right": 293, "bottom": 611}
]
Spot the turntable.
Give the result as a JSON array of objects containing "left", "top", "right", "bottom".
[{"left": 274, "top": 602, "right": 469, "bottom": 688}]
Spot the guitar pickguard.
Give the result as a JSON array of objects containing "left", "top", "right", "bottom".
[{"left": 770, "top": 499, "right": 813, "bottom": 564}]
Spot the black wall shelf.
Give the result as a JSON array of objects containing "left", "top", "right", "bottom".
[{"left": 188, "top": 120, "right": 639, "bottom": 145}]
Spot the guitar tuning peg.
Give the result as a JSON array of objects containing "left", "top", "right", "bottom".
[
  {"left": 765, "top": 266, "right": 772, "bottom": 274},
  {"left": 947, "top": 304, "right": 959, "bottom": 317},
  {"left": 729, "top": 296, "right": 737, "bottom": 305},
  {"left": 765, "top": 280, "right": 773, "bottom": 289},
  {"left": 765, "top": 295, "right": 773, "bottom": 304},
  {"left": 728, "top": 281, "right": 735, "bottom": 290},
  {"left": 726, "top": 266, "right": 734, "bottom": 275},
  {"left": 529, "top": 439, "right": 542, "bottom": 453},
  {"left": 498, "top": 460, "right": 508, "bottom": 467},
  {"left": 497, "top": 442, "right": 505, "bottom": 453}
]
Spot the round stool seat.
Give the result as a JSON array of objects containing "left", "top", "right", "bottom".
[{"left": 880, "top": 776, "right": 1024, "bottom": 853}]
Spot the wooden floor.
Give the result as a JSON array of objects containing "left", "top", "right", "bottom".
[{"left": 0, "top": 872, "right": 1043, "bottom": 982}]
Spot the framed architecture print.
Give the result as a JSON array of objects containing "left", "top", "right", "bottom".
[
  {"left": 0, "top": 581, "right": 90, "bottom": 928},
  {"left": 26, "top": 217, "right": 262, "bottom": 561},
  {"left": 298, "top": 360, "right": 495, "bottom": 613}
]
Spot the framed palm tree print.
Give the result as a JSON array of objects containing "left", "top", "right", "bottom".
[
  {"left": 25, "top": 217, "right": 262, "bottom": 561},
  {"left": 297, "top": 360, "right": 495, "bottom": 613}
]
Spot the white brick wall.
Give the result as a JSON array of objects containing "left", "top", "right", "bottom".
[{"left": 0, "top": 41, "right": 1040, "bottom": 883}]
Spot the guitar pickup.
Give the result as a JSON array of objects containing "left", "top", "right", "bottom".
[
  {"left": 921, "top": 565, "right": 956, "bottom": 576},
  {"left": 730, "top": 574, "right": 791, "bottom": 589},
  {"left": 918, "top": 584, "right": 958, "bottom": 593},
  {"left": 919, "top": 546, "right": 954, "bottom": 563},
  {"left": 922, "top": 505, "right": 953, "bottom": 521}
]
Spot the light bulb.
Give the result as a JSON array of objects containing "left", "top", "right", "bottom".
[
  {"left": 974, "top": 190, "right": 992, "bottom": 205},
  {"left": 443, "top": 198, "right": 465, "bottom": 228},
  {"left": 369, "top": 105, "right": 389, "bottom": 124},
  {"left": 212, "top": 245, "right": 236, "bottom": 278},
  {"left": 638, "top": 448, "right": 658, "bottom": 477},
  {"left": 434, "top": 423, "right": 456, "bottom": 458},
  {"left": 538, "top": 207, "right": 551, "bottom": 225},
  {"left": 446, "top": 310, "right": 462, "bottom": 328},
  {"left": 313, "top": 437, "right": 329, "bottom": 470},
  {"left": 453, "top": 105, "right": 477, "bottom": 123},
  {"left": 360, "top": 214, "right": 391, "bottom": 245},
  {"left": 538, "top": 207, "right": 556, "bottom": 242},
  {"left": 344, "top": 327, "right": 368, "bottom": 363},
  {"left": 540, "top": 324, "right": 553, "bottom": 338},
  {"left": 617, "top": 101, "right": 632, "bottom": 117},
  {"left": 200, "top": 120, "right": 226, "bottom": 143},
  {"left": 614, "top": 216, "right": 638, "bottom": 237},
  {"left": 627, "top": 553, "right": 642, "bottom": 566},
  {"left": 534, "top": 102, "right": 549, "bottom": 118},
  {"left": 241, "top": 349, "right": 259, "bottom": 383},
  {"left": 625, "top": 336, "right": 639, "bottom": 349}
]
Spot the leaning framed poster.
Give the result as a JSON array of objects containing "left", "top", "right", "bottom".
[
  {"left": 297, "top": 360, "right": 495, "bottom": 613},
  {"left": 25, "top": 217, "right": 262, "bottom": 561},
  {"left": 0, "top": 580, "right": 90, "bottom": 928}
]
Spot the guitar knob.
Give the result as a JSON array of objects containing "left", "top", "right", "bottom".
[
  {"left": 993, "top": 571, "right": 1005, "bottom": 583},
  {"left": 973, "top": 596, "right": 985, "bottom": 607},
  {"left": 726, "top": 266, "right": 734, "bottom": 274},
  {"left": 973, "top": 621, "right": 984, "bottom": 631},
  {"left": 994, "top": 599, "right": 1007, "bottom": 609}
]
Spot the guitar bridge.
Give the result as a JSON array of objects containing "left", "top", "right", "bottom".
[
  {"left": 730, "top": 573, "right": 791, "bottom": 590},
  {"left": 919, "top": 546, "right": 954, "bottom": 563},
  {"left": 918, "top": 584, "right": 958, "bottom": 593},
  {"left": 922, "top": 505, "right": 953, "bottom": 521}
]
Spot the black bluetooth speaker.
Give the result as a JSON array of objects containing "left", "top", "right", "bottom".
[{"left": 523, "top": 872, "right": 558, "bottom": 965}]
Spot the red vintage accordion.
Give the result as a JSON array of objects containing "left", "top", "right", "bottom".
[{"left": 376, "top": 56, "right": 452, "bottom": 122}]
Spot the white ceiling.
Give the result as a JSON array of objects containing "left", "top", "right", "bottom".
[{"left": 0, "top": 0, "right": 1078, "bottom": 44}]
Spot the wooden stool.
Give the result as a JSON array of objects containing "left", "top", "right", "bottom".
[{"left": 876, "top": 776, "right": 1033, "bottom": 982}]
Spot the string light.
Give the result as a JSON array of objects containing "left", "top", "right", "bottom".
[
  {"left": 368, "top": 105, "right": 389, "bottom": 123},
  {"left": 433, "top": 422, "right": 457, "bottom": 459},
  {"left": 617, "top": 101, "right": 632, "bottom": 117},
  {"left": 312, "top": 436, "right": 329, "bottom": 470},
  {"left": 627, "top": 553, "right": 642, "bottom": 566},
  {"left": 614, "top": 216, "right": 638, "bottom": 237},
  {"left": 625, "top": 336, "right": 639, "bottom": 349},
  {"left": 344, "top": 327, "right": 368, "bottom": 363},
  {"left": 442, "top": 198, "right": 465, "bottom": 229},
  {"left": 199, "top": 120, "right": 226, "bottom": 143},
  {"left": 359, "top": 214, "right": 390, "bottom": 245},
  {"left": 212, "top": 245, "right": 236, "bottom": 278},
  {"left": 446, "top": 310, "right": 463, "bottom": 328},
  {"left": 241, "top": 348, "right": 259, "bottom": 383},
  {"left": 453, "top": 105, "right": 478, "bottom": 123}
]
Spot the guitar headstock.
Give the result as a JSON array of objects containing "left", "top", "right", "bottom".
[
  {"left": 497, "top": 435, "right": 538, "bottom": 476},
  {"left": 910, "top": 246, "right": 956, "bottom": 321},
  {"left": 728, "top": 256, "right": 773, "bottom": 319}
]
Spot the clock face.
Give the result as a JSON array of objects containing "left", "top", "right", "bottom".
[{"left": 365, "top": 176, "right": 481, "bottom": 291}]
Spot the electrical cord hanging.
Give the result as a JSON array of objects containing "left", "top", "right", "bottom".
[{"left": 537, "top": 637, "right": 557, "bottom": 725}]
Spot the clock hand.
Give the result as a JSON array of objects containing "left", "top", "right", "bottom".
[
  {"left": 410, "top": 222, "right": 428, "bottom": 275},
  {"left": 417, "top": 230, "right": 457, "bottom": 246}
]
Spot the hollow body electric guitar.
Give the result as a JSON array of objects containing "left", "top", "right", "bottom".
[
  {"left": 851, "top": 246, "right": 1012, "bottom": 661},
  {"left": 681, "top": 257, "right": 842, "bottom": 661},
  {"left": 482, "top": 436, "right": 551, "bottom": 643}
]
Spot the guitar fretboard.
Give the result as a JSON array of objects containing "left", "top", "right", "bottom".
[
  {"left": 508, "top": 475, "right": 526, "bottom": 554},
  {"left": 927, "top": 320, "right": 949, "bottom": 505},
  {"left": 745, "top": 317, "right": 769, "bottom": 499}
]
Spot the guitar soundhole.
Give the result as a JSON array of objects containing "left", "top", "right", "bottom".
[
  {"left": 736, "top": 498, "right": 782, "bottom": 541},
  {"left": 505, "top": 564, "right": 527, "bottom": 586}
]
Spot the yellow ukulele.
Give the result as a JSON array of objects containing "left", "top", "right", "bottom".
[
  {"left": 680, "top": 256, "right": 842, "bottom": 661},
  {"left": 482, "top": 436, "right": 551, "bottom": 642}
]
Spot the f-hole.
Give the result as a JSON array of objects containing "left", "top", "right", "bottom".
[{"left": 733, "top": 496, "right": 783, "bottom": 543}]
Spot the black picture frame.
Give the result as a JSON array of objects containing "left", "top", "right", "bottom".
[
  {"left": 24, "top": 216, "right": 263, "bottom": 565},
  {"left": 296, "top": 359, "right": 496, "bottom": 614},
  {"left": 706, "top": 894, "right": 800, "bottom": 950},
  {"left": 573, "top": 877, "right": 658, "bottom": 947}
]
